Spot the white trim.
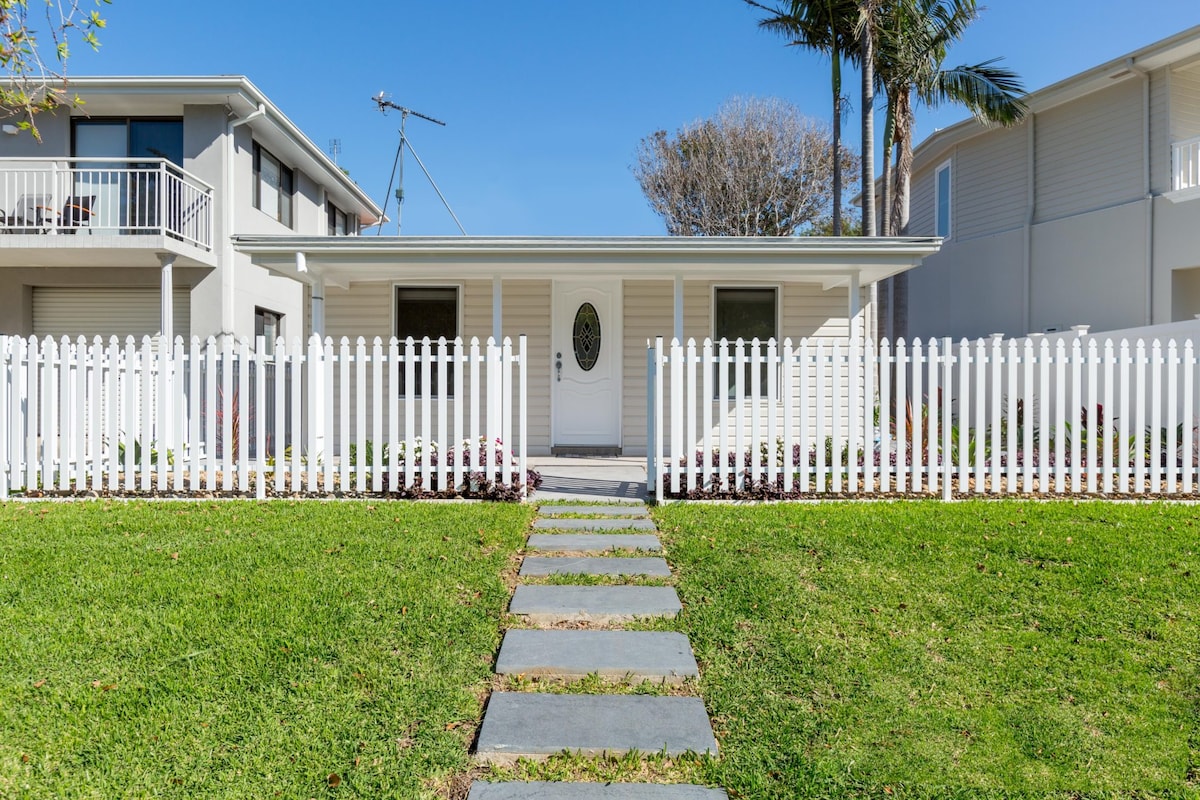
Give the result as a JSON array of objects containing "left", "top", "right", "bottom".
[
  {"left": 934, "top": 159, "right": 953, "bottom": 239},
  {"left": 710, "top": 283, "right": 783, "bottom": 342},
  {"left": 389, "top": 281, "right": 465, "bottom": 342}
]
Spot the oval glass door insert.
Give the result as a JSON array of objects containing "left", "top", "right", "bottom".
[{"left": 572, "top": 302, "right": 601, "bottom": 371}]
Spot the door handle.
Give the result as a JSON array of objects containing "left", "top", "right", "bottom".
[{"left": 555, "top": 352, "right": 562, "bottom": 382}]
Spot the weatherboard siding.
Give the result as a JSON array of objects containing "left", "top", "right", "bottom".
[
  {"left": 1034, "top": 78, "right": 1144, "bottom": 223},
  {"left": 955, "top": 124, "right": 1028, "bottom": 240}
]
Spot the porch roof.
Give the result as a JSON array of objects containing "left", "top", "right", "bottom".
[{"left": 233, "top": 235, "right": 942, "bottom": 290}]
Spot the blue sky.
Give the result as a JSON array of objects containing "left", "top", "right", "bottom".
[{"left": 64, "top": 1, "right": 1200, "bottom": 236}]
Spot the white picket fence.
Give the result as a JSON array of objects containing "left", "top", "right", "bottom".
[
  {"left": 649, "top": 335, "right": 1200, "bottom": 501},
  {"left": 0, "top": 334, "right": 528, "bottom": 498}
]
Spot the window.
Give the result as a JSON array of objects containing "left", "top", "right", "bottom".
[
  {"left": 396, "top": 287, "right": 458, "bottom": 395},
  {"left": 935, "top": 160, "right": 952, "bottom": 238},
  {"left": 253, "top": 143, "right": 294, "bottom": 227},
  {"left": 714, "top": 287, "right": 777, "bottom": 396},
  {"left": 255, "top": 307, "right": 283, "bottom": 356},
  {"left": 327, "top": 201, "right": 357, "bottom": 236}
]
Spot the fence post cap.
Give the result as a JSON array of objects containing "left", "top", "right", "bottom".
[
  {"left": 1071, "top": 324, "right": 1090, "bottom": 335},
  {"left": 990, "top": 333, "right": 1005, "bottom": 340}
]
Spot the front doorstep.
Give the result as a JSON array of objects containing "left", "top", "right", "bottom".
[{"left": 551, "top": 445, "right": 622, "bottom": 457}]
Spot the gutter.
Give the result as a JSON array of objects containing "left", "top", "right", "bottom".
[{"left": 1128, "top": 58, "right": 1154, "bottom": 326}]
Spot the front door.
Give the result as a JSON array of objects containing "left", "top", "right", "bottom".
[{"left": 552, "top": 280, "right": 622, "bottom": 449}]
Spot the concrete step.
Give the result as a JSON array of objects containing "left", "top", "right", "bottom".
[
  {"left": 508, "top": 585, "right": 682, "bottom": 624},
  {"left": 520, "top": 556, "right": 671, "bottom": 578},
  {"left": 527, "top": 534, "right": 661, "bottom": 553},
  {"left": 474, "top": 693, "right": 717, "bottom": 764},
  {"left": 495, "top": 630, "right": 698, "bottom": 682},
  {"left": 468, "top": 782, "right": 728, "bottom": 799},
  {"left": 538, "top": 505, "right": 650, "bottom": 518},
  {"left": 533, "top": 518, "right": 657, "bottom": 532}
]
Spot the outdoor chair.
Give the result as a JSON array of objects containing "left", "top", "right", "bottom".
[
  {"left": 57, "top": 195, "right": 95, "bottom": 233},
  {"left": 9, "top": 194, "right": 53, "bottom": 233}
]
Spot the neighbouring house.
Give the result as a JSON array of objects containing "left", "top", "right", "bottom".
[
  {"left": 884, "top": 24, "right": 1200, "bottom": 342},
  {"left": 0, "top": 76, "right": 380, "bottom": 342},
  {"left": 233, "top": 235, "right": 940, "bottom": 456}
]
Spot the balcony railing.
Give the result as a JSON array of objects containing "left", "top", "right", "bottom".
[
  {"left": 1173, "top": 135, "right": 1200, "bottom": 192},
  {"left": 0, "top": 158, "right": 214, "bottom": 250}
]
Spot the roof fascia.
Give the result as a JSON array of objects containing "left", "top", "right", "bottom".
[{"left": 42, "top": 76, "right": 383, "bottom": 223}]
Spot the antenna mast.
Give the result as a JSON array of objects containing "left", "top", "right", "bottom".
[{"left": 372, "top": 92, "right": 466, "bottom": 235}]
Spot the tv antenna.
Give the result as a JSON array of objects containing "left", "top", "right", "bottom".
[
  {"left": 372, "top": 92, "right": 466, "bottom": 235},
  {"left": 328, "top": 138, "right": 341, "bottom": 164}
]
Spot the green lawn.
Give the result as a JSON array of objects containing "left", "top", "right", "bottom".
[
  {"left": 0, "top": 500, "right": 532, "bottom": 799},
  {"left": 3, "top": 500, "right": 1198, "bottom": 799},
  {"left": 651, "top": 501, "right": 1200, "bottom": 799}
]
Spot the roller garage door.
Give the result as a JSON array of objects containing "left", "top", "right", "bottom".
[{"left": 32, "top": 288, "right": 191, "bottom": 340}]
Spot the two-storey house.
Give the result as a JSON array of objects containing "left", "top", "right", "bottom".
[
  {"left": 888, "top": 25, "right": 1200, "bottom": 341},
  {"left": 0, "top": 76, "right": 381, "bottom": 342}
]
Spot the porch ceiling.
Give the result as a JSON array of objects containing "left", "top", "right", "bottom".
[{"left": 233, "top": 235, "right": 942, "bottom": 289}]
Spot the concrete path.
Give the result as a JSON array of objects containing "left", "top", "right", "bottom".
[
  {"left": 529, "top": 457, "right": 648, "bottom": 502},
  {"left": 471, "top": 502, "right": 726, "bottom": 798}
]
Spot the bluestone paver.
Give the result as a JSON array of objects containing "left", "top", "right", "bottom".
[
  {"left": 495, "top": 630, "right": 698, "bottom": 681},
  {"left": 468, "top": 782, "right": 728, "bottom": 799},
  {"left": 508, "top": 585, "right": 682, "bottom": 624},
  {"left": 538, "top": 505, "right": 651, "bottom": 518},
  {"left": 526, "top": 533, "right": 661, "bottom": 553},
  {"left": 519, "top": 556, "right": 671, "bottom": 578},
  {"left": 533, "top": 517, "right": 657, "bottom": 531},
  {"left": 474, "top": 693, "right": 717, "bottom": 764}
]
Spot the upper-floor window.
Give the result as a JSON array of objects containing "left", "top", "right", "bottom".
[
  {"left": 935, "top": 160, "right": 952, "bottom": 238},
  {"left": 73, "top": 118, "right": 183, "bottom": 164},
  {"left": 253, "top": 142, "right": 293, "bottom": 228},
  {"left": 327, "top": 201, "right": 358, "bottom": 236}
]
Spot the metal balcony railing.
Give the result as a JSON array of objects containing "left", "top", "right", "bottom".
[
  {"left": 0, "top": 158, "right": 214, "bottom": 250},
  {"left": 1173, "top": 135, "right": 1200, "bottom": 192}
]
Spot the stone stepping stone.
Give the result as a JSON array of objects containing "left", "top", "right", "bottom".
[
  {"left": 527, "top": 534, "right": 661, "bottom": 553},
  {"left": 520, "top": 556, "right": 670, "bottom": 578},
  {"left": 539, "top": 505, "right": 651, "bottom": 518},
  {"left": 533, "top": 518, "right": 657, "bottom": 532},
  {"left": 495, "top": 630, "right": 698, "bottom": 682},
  {"left": 509, "top": 585, "right": 682, "bottom": 624},
  {"left": 474, "top": 693, "right": 717, "bottom": 764},
  {"left": 468, "top": 782, "right": 728, "bottom": 799}
]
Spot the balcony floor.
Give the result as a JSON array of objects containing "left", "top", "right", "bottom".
[{"left": 0, "top": 232, "right": 216, "bottom": 268}]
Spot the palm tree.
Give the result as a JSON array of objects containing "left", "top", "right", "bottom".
[
  {"left": 856, "top": 0, "right": 883, "bottom": 236},
  {"left": 747, "top": 0, "right": 859, "bottom": 235},
  {"left": 874, "top": 0, "right": 1027, "bottom": 235}
]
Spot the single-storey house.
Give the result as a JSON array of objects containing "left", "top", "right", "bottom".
[{"left": 234, "top": 235, "right": 941, "bottom": 456}]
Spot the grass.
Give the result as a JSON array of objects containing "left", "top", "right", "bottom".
[
  {"left": 648, "top": 501, "right": 1200, "bottom": 799},
  {"left": 0, "top": 500, "right": 532, "bottom": 799}
]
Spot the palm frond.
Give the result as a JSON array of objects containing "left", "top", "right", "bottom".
[{"left": 924, "top": 58, "right": 1028, "bottom": 125}]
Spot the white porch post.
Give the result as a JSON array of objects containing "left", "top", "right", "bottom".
[
  {"left": 848, "top": 272, "right": 862, "bottom": 344},
  {"left": 493, "top": 276, "right": 503, "bottom": 342},
  {"left": 159, "top": 253, "right": 175, "bottom": 343},
  {"left": 673, "top": 275, "right": 684, "bottom": 342}
]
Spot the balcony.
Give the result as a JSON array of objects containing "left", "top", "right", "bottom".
[
  {"left": 1173, "top": 135, "right": 1200, "bottom": 192},
  {"left": 0, "top": 158, "right": 214, "bottom": 256}
]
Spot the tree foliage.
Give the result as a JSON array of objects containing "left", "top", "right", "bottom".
[
  {"left": 1, "top": 0, "right": 110, "bottom": 139},
  {"left": 633, "top": 97, "right": 859, "bottom": 237}
]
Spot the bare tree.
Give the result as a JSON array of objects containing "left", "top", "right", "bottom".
[
  {"left": 633, "top": 97, "right": 859, "bottom": 237},
  {"left": 1, "top": 0, "right": 111, "bottom": 140}
]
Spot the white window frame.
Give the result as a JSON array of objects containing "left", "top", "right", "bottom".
[
  {"left": 253, "top": 142, "right": 295, "bottom": 228},
  {"left": 934, "top": 159, "right": 952, "bottom": 239},
  {"left": 392, "top": 283, "right": 464, "bottom": 398},
  {"left": 711, "top": 284, "right": 781, "bottom": 400}
]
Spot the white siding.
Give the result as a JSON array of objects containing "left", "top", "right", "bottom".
[
  {"left": 1035, "top": 79, "right": 1143, "bottom": 222},
  {"left": 955, "top": 125, "right": 1028, "bottom": 239},
  {"left": 907, "top": 168, "right": 937, "bottom": 236},
  {"left": 1171, "top": 61, "right": 1200, "bottom": 141},
  {"left": 502, "top": 280, "right": 551, "bottom": 454},
  {"left": 622, "top": 280, "right": 672, "bottom": 454},
  {"left": 1150, "top": 67, "right": 1171, "bottom": 195}
]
